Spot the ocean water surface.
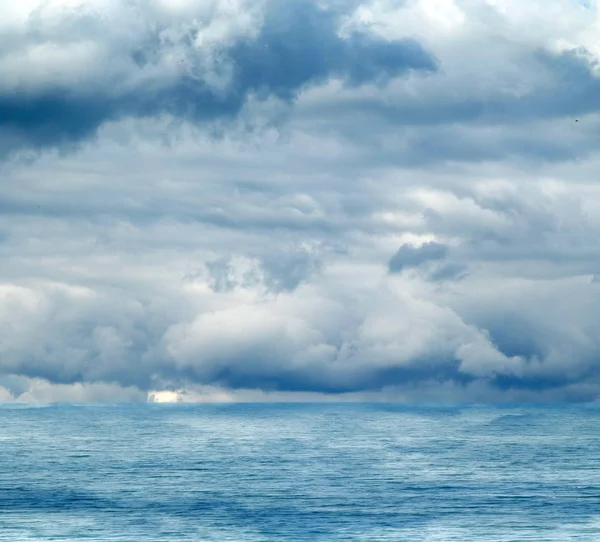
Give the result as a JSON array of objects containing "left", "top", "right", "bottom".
[{"left": 1, "top": 403, "right": 600, "bottom": 541}]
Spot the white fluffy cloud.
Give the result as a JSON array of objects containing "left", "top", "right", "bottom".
[{"left": 1, "top": 0, "right": 600, "bottom": 401}]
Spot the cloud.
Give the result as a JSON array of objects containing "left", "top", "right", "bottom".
[
  {"left": 4, "top": 0, "right": 600, "bottom": 402},
  {"left": 388, "top": 241, "right": 448, "bottom": 273},
  {"left": 206, "top": 244, "right": 323, "bottom": 293},
  {"left": 2, "top": 264, "right": 593, "bottom": 399},
  {"left": 0, "top": 0, "right": 436, "bottom": 155},
  {"left": 0, "top": 376, "right": 144, "bottom": 403}
]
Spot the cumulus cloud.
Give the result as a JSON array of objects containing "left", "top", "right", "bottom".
[{"left": 2, "top": 0, "right": 600, "bottom": 402}]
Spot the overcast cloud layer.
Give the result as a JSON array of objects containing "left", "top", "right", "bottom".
[{"left": 2, "top": 0, "right": 600, "bottom": 402}]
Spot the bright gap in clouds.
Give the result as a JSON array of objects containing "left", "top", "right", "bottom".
[{"left": 1, "top": 0, "right": 600, "bottom": 402}]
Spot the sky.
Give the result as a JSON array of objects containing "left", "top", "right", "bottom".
[{"left": 1, "top": 0, "right": 600, "bottom": 403}]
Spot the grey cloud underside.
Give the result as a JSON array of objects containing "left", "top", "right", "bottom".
[
  {"left": 388, "top": 242, "right": 448, "bottom": 273},
  {"left": 297, "top": 48, "right": 600, "bottom": 166},
  {"left": 388, "top": 241, "right": 470, "bottom": 283},
  {"left": 0, "top": 1, "right": 436, "bottom": 154},
  {"left": 307, "top": 49, "right": 600, "bottom": 127}
]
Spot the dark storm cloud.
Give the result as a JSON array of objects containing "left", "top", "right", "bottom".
[{"left": 0, "top": 0, "right": 436, "bottom": 155}]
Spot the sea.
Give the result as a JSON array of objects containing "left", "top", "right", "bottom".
[{"left": 1, "top": 403, "right": 600, "bottom": 541}]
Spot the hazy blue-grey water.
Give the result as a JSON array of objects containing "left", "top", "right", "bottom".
[{"left": 2, "top": 403, "right": 600, "bottom": 541}]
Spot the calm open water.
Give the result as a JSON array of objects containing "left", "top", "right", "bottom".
[{"left": 1, "top": 403, "right": 600, "bottom": 541}]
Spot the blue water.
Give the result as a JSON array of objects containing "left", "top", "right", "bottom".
[{"left": 1, "top": 404, "right": 600, "bottom": 541}]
